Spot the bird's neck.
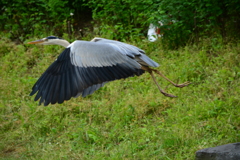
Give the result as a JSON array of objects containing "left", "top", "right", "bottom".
[
  {"left": 48, "top": 39, "right": 70, "bottom": 48},
  {"left": 59, "top": 40, "right": 70, "bottom": 48}
]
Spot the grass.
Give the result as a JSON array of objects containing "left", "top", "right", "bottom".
[{"left": 0, "top": 35, "right": 240, "bottom": 159}]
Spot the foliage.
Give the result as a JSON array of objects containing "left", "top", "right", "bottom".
[
  {"left": 86, "top": 0, "right": 154, "bottom": 40},
  {"left": 0, "top": 0, "right": 240, "bottom": 46},
  {"left": 0, "top": 0, "right": 47, "bottom": 43},
  {"left": 146, "top": 0, "right": 240, "bottom": 48},
  {"left": 0, "top": 0, "right": 89, "bottom": 42},
  {"left": 86, "top": 0, "right": 240, "bottom": 47},
  {"left": 0, "top": 36, "right": 240, "bottom": 159}
]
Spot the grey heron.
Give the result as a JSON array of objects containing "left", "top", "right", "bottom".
[{"left": 28, "top": 36, "right": 190, "bottom": 106}]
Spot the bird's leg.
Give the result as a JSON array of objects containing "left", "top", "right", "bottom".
[
  {"left": 151, "top": 69, "right": 191, "bottom": 88},
  {"left": 150, "top": 72, "right": 177, "bottom": 98},
  {"left": 141, "top": 66, "right": 177, "bottom": 98}
]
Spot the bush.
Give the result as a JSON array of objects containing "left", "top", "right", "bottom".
[
  {"left": 87, "top": 0, "right": 240, "bottom": 47},
  {"left": 0, "top": 0, "right": 89, "bottom": 42},
  {"left": 146, "top": 0, "right": 240, "bottom": 48},
  {"left": 86, "top": 0, "right": 154, "bottom": 41},
  {"left": 0, "top": 0, "right": 239, "bottom": 47}
]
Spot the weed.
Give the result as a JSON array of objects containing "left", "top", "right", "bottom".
[{"left": 0, "top": 37, "right": 239, "bottom": 159}]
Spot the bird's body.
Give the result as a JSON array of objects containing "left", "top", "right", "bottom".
[{"left": 28, "top": 36, "right": 190, "bottom": 106}]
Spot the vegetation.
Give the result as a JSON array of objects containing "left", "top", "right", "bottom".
[
  {"left": 1, "top": 0, "right": 240, "bottom": 47},
  {"left": 0, "top": 35, "right": 239, "bottom": 159},
  {"left": 0, "top": 0, "right": 240, "bottom": 159}
]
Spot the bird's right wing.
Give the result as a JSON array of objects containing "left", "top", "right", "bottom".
[
  {"left": 90, "top": 37, "right": 160, "bottom": 67},
  {"left": 69, "top": 40, "right": 142, "bottom": 68}
]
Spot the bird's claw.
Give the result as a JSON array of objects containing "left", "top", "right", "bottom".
[
  {"left": 175, "top": 81, "right": 191, "bottom": 88},
  {"left": 160, "top": 91, "right": 177, "bottom": 98}
]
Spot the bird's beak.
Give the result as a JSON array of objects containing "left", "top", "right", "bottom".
[{"left": 28, "top": 39, "right": 45, "bottom": 44}]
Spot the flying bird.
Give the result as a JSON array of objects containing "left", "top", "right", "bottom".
[{"left": 28, "top": 36, "right": 190, "bottom": 106}]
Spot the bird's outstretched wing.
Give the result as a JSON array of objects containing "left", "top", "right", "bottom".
[{"left": 30, "top": 40, "right": 155, "bottom": 106}]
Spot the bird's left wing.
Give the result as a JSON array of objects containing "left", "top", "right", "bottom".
[{"left": 30, "top": 40, "right": 144, "bottom": 106}]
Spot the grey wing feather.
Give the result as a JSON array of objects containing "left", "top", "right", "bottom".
[
  {"left": 75, "top": 82, "right": 107, "bottom": 98},
  {"left": 30, "top": 41, "right": 145, "bottom": 106},
  {"left": 69, "top": 41, "right": 141, "bottom": 69},
  {"left": 30, "top": 38, "right": 157, "bottom": 106},
  {"left": 91, "top": 37, "right": 159, "bottom": 67}
]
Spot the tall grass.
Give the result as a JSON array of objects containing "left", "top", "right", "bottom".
[{"left": 0, "top": 36, "right": 239, "bottom": 159}]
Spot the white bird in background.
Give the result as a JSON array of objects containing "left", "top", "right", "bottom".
[
  {"left": 28, "top": 36, "right": 191, "bottom": 106},
  {"left": 147, "top": 21, "right": 163, "bottom": 42}
]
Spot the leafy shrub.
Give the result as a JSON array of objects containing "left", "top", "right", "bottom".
[
  {"left": 87, "top": 0, "right": 240, "bottom": 47},
  {"left": 0, "top": 0, "right": 48, "bottom": 43},
  {"left": 86, "top": 0, "right": 154, "bottom": 40},
  {"left": 147, "top": 0, "right": 240, "bottom": 48},
  {"left": 0, "top": 0, "right": 239, "bottom": 47},
  {"left": 0, "top": 0, "right": 89, "bottom": 42}
]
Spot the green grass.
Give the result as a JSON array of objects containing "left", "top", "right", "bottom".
[{"left": 0, "top": 36, "right": 240, "bottom": 160}]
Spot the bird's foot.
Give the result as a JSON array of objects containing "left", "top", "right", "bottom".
[
  {"left": 160, "top": 91, "right": 177, "bottom": 98},
  {"left": 174, "top": 81, "right": 191, "bottom": 88}
]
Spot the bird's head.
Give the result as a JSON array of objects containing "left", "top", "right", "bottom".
[{"left": 28, "top": 36, "right": 70, "bottom": 48}]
